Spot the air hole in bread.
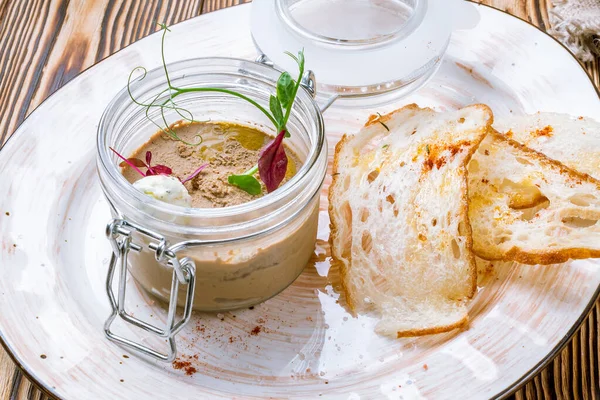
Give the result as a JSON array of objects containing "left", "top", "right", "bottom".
[
  {"left": 386, "top": 195, "right": 396, "bottom": 204},
  {"left": 367, "top": 169, "right": 380, "bottom": 183},
  {"left": 341, "top": 202, "right": 352, "bottom": 227},
  {"left": 431, "top": 218, "right": 437, "bottom": 226},
  {"left": 339, "top": 202, "right": 353, "bottom": 259},
  {"left": 495, "top": 236, "right": 510, "bottom": 245},
  {"left": 514, "top": 157, "right": 533, "bottom": 166},
  {"left": 545, "top": 226, "right": 570, "bottom": 237},
  {"left": 361, "top": 231, "right": 373, "bottom": 252},
  {"left": 360, "top": 209, "right": 370, "bottom": 222},
  {"left": 519, "top": 200, "right": 550, "bottom": 221},
  {"left": 451, "top": 239, "right": 461, "bottom": 259},
  {"left": 501, "top": 179, "right": 546, "bottom": 209},
  {"left": 569, "top": 193, "right": 597, "bottom": 207},
  {"left": 469, "top": 159, "right": 480, "bottom": 173},
  {"left": 342, "top": 175, "right": 351, "bottom": 191},
  {"left": 562, "top": 217, "right": 598, "bottom": 228}
]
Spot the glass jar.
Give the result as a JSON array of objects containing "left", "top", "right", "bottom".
[{"left": 97, "top": 58, "right": 326, "bottom": 312}]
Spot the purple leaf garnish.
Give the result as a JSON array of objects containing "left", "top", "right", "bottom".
[
  {"left": 149, "top": 164, "right": 173, "bottom": 176},
  {"left": 110, "top": 147, "right": 146, "bottom": 177},
  {"left": 181, "top": 163, "right": 209, "bottom": 184},
  {"left": 110, "top": 148, "right": 173, "bottom": 177},
  {"left": 258, "top": 129, "right": 288, "bottom": 193},
  {"left": 145, "top": 151, "right": 156, "bottom": 175},
  {"left": 111, "top": 147, "right": 207, "bottom": 184}
]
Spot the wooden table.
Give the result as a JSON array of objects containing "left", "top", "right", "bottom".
[{"left": 0, "top": 0, "right": 598, "bottom": 398}]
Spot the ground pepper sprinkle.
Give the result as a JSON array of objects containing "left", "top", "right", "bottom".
[
  {"left": 251, "top": 326, "right": 261, "bottom": 335},
  {"left": 172, "top": 359, "right": 197, "bottom": 376}
]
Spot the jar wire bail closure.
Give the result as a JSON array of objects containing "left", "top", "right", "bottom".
[
  {"left": 255, "top": 53, "right": 339, "bottom": 113},
  {"left": 104, "top": 218, "right": 197, "bottom": 362}
]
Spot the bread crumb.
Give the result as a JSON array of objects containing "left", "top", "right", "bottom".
[{"left": 533, "top": 125, "right": 553, "bottom": 137}]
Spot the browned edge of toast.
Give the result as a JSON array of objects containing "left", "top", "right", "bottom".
[{"left": 474, "top": 131, "right": 600, "bottom": 265}]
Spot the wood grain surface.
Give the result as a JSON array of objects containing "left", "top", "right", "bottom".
[{"left": 0, "top": 0, "right": 598, "bottom": 399}]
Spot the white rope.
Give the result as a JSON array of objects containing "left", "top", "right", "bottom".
[{"left": 550, "top": 0, "right": 600, "bottom": 62}]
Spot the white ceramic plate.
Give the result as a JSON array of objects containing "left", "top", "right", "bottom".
[{"left": 1, "top": 4, "right": 599, "bottom": 399}]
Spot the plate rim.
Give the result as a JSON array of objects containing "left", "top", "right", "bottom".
[{"left": 0, "top": 2, "right": 599, "bottom": 399}]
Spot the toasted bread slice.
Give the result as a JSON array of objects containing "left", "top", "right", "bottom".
[
  {"left": 469, "top": 132, "right": 600, "bottom": 264},
  {"left": 329, "top": 104, "right": 492, "bottom": 337},
  {"left": 495, "top": 113, "right": 600, "bottom": 182}
]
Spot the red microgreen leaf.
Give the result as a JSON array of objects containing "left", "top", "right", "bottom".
[
  {"left": 258, "top": 130, "right": 288, "bottom": 193},
  {"left": 109, "top": 147, "right": 146, "bottom": 177},
  {"left": 145, "top": 151, "right": 156, "bottom": 175},
  {"left": 181, "top": 163, "right": 209, "bottom": 184},
  {"left": 151, "top": 164, "right": 173, "bottom": 175}
]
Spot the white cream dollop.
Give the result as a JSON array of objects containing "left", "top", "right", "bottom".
[{"left": 133, "top": 175, "right": 192, "bottom": 207}]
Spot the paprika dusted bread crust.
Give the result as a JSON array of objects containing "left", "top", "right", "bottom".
[
  {"left": 329, "top": 104, "right": 492, "bottom": 337},
  {"left": 494, "top": 113, "right": 600, "bottom": 182},
  {"left": 469, "top": 132, "right": 600, "bottom": 264}
]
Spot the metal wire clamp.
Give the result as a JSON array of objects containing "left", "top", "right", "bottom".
[
  {"left": 104, "top": 218, "right": 196, "bottom": 362},
  {"left": 255, "top": 53, "right": 338, "bottom": 113}
]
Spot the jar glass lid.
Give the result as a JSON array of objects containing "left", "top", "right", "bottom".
[{"left": 251, "top": 0, "right": 479, "bottom": 107}]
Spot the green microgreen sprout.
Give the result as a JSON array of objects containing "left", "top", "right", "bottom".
[
  {"left": 229, "top": 51, "right": 305, "bottom": 193},
  {"left": 376, "top": 112, "right": 390, "bottom": 132},
  {"left": 127, "top": 23, "right": 305, "bottom": 195}
]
